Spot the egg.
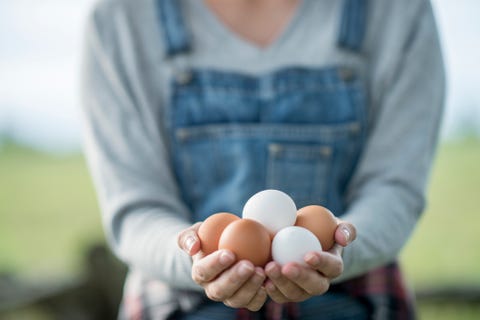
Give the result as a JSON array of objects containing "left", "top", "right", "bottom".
[
  {"left": 218, "top": 218, "right": 271, "bottom": 267},
  {"left": 198, "top": 212, "right": 240, "bottom": 255},
  {"left": 295, "top": 205, "right": 338, "bottom": 251},
  {"left": 242, "top": 189, "right": 297, "bottom": 234},
  {"left": 271, "top": 226, "right": 322, "bottom": 266}
]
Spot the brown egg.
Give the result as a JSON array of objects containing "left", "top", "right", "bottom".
[
  {"left": 198, "top": 213, "right": 240, "bottom": 255},
  {"left": 218, "top": 219, "right": 271, "bottom": 267},
  {"left": 295, "top": 205, "right": 338, "bottom": 251}
]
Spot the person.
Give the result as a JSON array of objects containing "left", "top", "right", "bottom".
[{"left": 80, "top": 0, "right": 445, "bottom": 318}]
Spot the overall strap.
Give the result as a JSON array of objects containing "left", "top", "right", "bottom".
[
  {"left": 156, "top": 0, "right": 191, "bottom": 57},
  {"left": 338, "top": 0, "right": 368, "bottom": 51}
]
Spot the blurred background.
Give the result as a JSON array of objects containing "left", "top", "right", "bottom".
[{"left": 1, "top": 0, "right": 479, "bottom": 319}]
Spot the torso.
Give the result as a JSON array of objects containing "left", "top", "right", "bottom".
[
  {"left": 109, "top": 0, "right": 416, "bottom": 318},
  {"left": 162, "top": 0, "right": 367, "bottom": 220}
]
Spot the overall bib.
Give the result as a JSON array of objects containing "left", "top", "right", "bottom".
[{"left": 149, "top": 0, "right": 415, "bottom": 319}]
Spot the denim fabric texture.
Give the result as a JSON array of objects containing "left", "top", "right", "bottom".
[
  {"left": 170, "top": 67, "right": 365, "bottom": 221},
  {"left": 81, "top": 0, "right": 445, "bottom": 318},
  {"left": 162, "top": 0, "right": 369, "bottom": 318}
]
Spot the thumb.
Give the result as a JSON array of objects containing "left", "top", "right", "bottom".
[
  {"left": 177, "top": 222, "right": 202, "bottom": 256},
  {"left": 334, "top": 221, "right": 356, "bottom": 247}
]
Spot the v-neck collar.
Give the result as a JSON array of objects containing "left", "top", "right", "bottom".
[{"left": 193, "top": 0, "right": 307, "bottom": 57}]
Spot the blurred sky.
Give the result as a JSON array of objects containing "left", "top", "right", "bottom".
[{"left": 0, "top": 0, "right": 479, "bottom": 152}]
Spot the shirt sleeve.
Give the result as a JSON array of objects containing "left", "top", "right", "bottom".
[
  {"left": 80, "top": 2, "right": 200, "bottom": 290},
  {"left": 336, "top": 0, "right": 445, "bottom": 282}
]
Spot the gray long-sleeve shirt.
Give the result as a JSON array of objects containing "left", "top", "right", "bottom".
[{"left": 81, "top": 0, "right": 444, "bottom": 296}]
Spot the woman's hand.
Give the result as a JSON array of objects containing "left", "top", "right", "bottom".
[
  {"left": 264, "top": 221, "right": 356, "bottom": 303},
  {"left": 177, "top": 223, "right": 268, "bottom": 311}
]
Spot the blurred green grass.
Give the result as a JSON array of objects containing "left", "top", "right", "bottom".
[
  {"left": 1, "top": 138, "right": 479, "bottom": 319},
  {"left": 0, "top": 143, "right": 104, "bottom": 279},
  {"left": 400, "top": 138, "right": 480, "bottom": 319},
  {"left": 401, "top": 138, "right": 480, "bottom": 287}
]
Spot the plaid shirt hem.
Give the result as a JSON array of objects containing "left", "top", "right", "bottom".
[{"left": 121, "top": 262, "right": 415, "bottom": 320}]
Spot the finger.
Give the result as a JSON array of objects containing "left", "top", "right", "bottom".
[
  {"left": 191, "top": 249, "right": 235, "bottom": 284},
  {"left": 328, "top": 243, "right": 344, "bottom": 256},
  {"left": 282, "top": 262, "right": 330, "bottom": 296},
  {"left": 265, "top": 279, "right": 289, "bottom": 304},
  {"left": 223, "top": 267, "right": 266, "bottom": 309},
  {"left": 305, "top": 250, "right": 343, "bottom": 279},
  {"left": 334, "top": 221, "right": 356, "bottom": 247},
  {"left": 205, "top": 260, "right": 255, "bottom": 302},
  {"left": 265, "top": 261, "right": 309, "bottom": 302},
  {"left": 177, "top": 222, "right": 202, "bottom": 255},
  {"left": 246, "top": 287, "right": 268, "bottom": 312}
]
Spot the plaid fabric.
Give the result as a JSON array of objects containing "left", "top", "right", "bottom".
[
  {"left": 330, "top": 262, "right": 416, "bottom": 320},
  {"left": 120, "top": 262, "right": 415, "bottom": 320}
]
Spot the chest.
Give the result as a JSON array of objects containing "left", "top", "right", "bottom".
[
  {"left": 152, "top": 0, "right": 370, "bottom": 220},
  {"left": 166, "top": 65, "right": 366, "bottom": 220}
]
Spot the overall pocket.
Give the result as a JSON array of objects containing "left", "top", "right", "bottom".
[
  {"left": 173, "top": 122, "right": 360, "bottom": 219},
  {"left": 170, "top": 66, "right": 366, "bottom": 218}
]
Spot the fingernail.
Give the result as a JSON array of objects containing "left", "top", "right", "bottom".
[
  {"left": 341, "top": 226, "right": 351, "bottom": 244},
  {"left": 238, "top": 262, "right": 254, "bottom": 277},
  {"left": 306, "top": 253, "right": 320, "bottom": 266},
  {"left": 287, "top": 266, "right": 300, "bottom": 279},
  {"left": 184, "top": 236, "right": 196, "bottom": 253},
  {"left": 266, "top": 264, "right": 280, "bottom": 279},
  {"left": 219, "top": 251, "right": 234, "bottom": 266},
  {"left": 254, "top": 268, "right": 265, "bottom": 282},
  {"left": 266, "top": 282, "right": 276, "bottom": 292},
  {"left": 255, "top": 267, "right": 265, "bottom": 278}
]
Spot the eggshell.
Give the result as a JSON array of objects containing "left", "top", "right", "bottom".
[
  {"left": 198, "top": 212, "right": 240, "bottom": 255},
  {"left": 218, "top": 218, "right": 271, "bottom": 267},
  {"left": 272, "top": 226, "right": 322, "bottom": 266},
  {"left": 242, "top": 189, "right": 297, "bottom": 234},
  {"left": 295, "top": 205, "right": 338, "bottom": 251}
]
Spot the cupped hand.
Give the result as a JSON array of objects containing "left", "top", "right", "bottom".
[
  {"left": 177, "top": 223, "right": 268, "bottom": 311},
  {"left": 264, "top": 220, "right": 356, "bottom": 303}
]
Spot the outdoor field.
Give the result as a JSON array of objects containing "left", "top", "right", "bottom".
[{"left": 1, "top": 138, "right": 479, "bottom": 319}]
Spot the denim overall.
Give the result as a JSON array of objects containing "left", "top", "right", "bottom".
[
  {"left": 155, "top": 0, "right": 412, "bottom": 319},
  {"left": 160, "top": 2, "right": 367, "bottom": 222}
]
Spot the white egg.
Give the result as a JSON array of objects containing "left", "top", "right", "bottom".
[
  {"left": 242, "top": 189, "right": 297, "bottom": 234},
  {"left": 272, "top": 226, "right": 322, "bottom": 266}
]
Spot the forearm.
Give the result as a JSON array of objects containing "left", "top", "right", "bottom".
[
  {"left": 110, "top": 206, "right": 201, "bottom": 290},
  {"left": 333, "top": 0, "right": 445, "bottom": 282},
  {"left": 334, "top": 185, "right": 421, "bottom": 283},
  {"left": 80, "top": 6, "right": 200, "bottom": 289}
]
